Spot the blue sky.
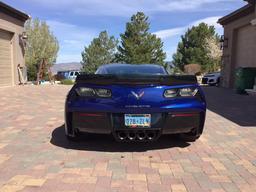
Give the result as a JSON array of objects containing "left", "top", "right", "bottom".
[{"left": 5, "top": 0, "right": 246, "bottom": 63}]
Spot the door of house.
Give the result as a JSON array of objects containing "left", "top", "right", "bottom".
[{"left": 0, "top": 29, "right": 13, "bottom": 87}]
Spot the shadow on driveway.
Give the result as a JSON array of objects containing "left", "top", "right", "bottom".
[
  {"left": 50, "top": 125, "right": 190, "bottom": 152},
  {"left": 203, "top": 86, "right": 256, "bottom": 127}
]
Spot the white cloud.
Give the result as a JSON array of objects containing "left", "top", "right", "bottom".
[
  {"left": 153, "top": 27, "right": 185, "bottom": 40},
  {"left": 29, "top": 0, "right": 239, "bottom": 17},
  {"left": 154, "top": 16, "right": 222, "bottom": 39},
  {"left": 152, "top": 0, "right": 237, "bottom": 12},
  {"left": 191, "top": 16, "right": 222, "bottom": 29},
  {"left": 57, "top": 53, "right": 82, "bottom": 63},
  {"left": 47, "top": 20, "right": 96, "bottom": 43},
  {"left": 46, "top": 20, "right": 98, "bottom": 63}
]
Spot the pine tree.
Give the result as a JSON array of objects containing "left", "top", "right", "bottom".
[
  {"left": 118, "top": 12, "right": 166, "bottom": 65},
  {"left": 173, "top": 23, "right": 219, "bottom": 72},
  {"left": 81, "top": 31, "right": 118, "bottom": 73}
]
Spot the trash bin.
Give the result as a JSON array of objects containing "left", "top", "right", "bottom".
[{"left": 235, "top": 67, "right": 256, "bottom": 94}]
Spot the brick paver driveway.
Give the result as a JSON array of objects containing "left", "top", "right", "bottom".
[{"left": 0, "top": 85, "right": 256, "bottom": 192}]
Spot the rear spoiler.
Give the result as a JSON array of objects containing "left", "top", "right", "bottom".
[{"left": 75, "top": 74, "right": 197, "bottom": 85}]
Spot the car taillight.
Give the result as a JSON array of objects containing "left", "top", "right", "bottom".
[
  {"left": 164, "top": 89, "right": 178, "bottom": 98},
  {"left": 164, "top": 87, "right": 198, "bottom": 98},
  {"left": 179, "top": 87, "right": 198, "bottom": 97},
  {"left": 95, "top": 88, "right": 112, "bottom": 98},
  {"left": 76, "top": 87, "right": 95, "bottom": 97},
  {"left": 75, "top": 87, "right": 112, "bottom": 98}
]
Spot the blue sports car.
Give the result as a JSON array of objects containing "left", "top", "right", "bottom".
[{"left": 65, "top": 64, "right": 206, "bottom": 142}]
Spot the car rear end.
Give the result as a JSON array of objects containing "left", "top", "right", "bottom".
[{"left": 65, "top": 74, "right": 206, "bottom": 142}]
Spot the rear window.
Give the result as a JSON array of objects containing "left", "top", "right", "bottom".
[{"left": 97, "top": 65, "right": 167, "bottom": 75}]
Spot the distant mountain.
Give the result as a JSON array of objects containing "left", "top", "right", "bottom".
[{"left": 51, "top": 62, "right": 82, "bottom": 74}]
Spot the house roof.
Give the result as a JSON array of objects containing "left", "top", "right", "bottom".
[
  {"left": 0, "top": 1, "right": 30, "bottom": 22},
  {"left": 245, "top": 0, "right": 255, "bottom": 4},
  {"left": 218, "top": 1, "right": 255, "bottom": 25}
]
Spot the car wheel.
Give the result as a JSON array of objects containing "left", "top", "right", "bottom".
[
  {"left": 66, "top": 130, "right": 80, "bottom": 142},
  {"left": 66, "top": 135, "right": 78, "bottom": 141},
  {"left": 179, "top": 129, "right": 201, "bottom": 142}
]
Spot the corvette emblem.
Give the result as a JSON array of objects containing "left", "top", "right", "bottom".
[{"left": 131, "top": 91, "right": 145, "bottom": 100}]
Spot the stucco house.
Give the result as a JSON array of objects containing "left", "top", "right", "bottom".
[
  {"left": 0, "top": 2, "right": 29, "bottom": 87},
  {"left": 218, "top": 0, "right": 256, "bottom": 88}
]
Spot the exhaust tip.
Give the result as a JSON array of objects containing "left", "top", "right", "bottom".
[
  {"left": 117, "top": 131, "right": 127, "bottom": 141},
  {"left": 146, "top": 131, "right": 156, "bottom": 141},
  {"left": 115, "top": 131, "right": 159, "bottom": 142},
  {"left": 137, "top": 131, "right": 146, "bottom": 141},
  {"left": 127, "top": 132, "right": 136, "bottom": 141}
]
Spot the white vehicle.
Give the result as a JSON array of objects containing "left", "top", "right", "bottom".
[
  {"left": 57, "top": 70, "right": 80, "bottom": 81},
  {"left": 202, "top": 72, "right": 221, "bottom": 86}
]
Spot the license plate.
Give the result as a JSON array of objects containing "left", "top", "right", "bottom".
[{"left": 124, "top": 114, "right": 151, "bottom": 128}]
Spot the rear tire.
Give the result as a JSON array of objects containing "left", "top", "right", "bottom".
[
  {"left": 179, "top": 129, "right": 200, "bottom": 142},
  {"left": 66, "top": 129, "right": 80, "bottom": 142},
  {"left": 66, "top": 135, "right": 79, "bottom": 142}
]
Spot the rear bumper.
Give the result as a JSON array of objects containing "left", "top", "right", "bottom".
[{"left": 65, "top": 111, "right": 205, "bottom": 136}]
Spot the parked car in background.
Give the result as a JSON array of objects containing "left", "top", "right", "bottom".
[
  {"left": 202, "top": 72, "right": 221, "bottom": 86},
  {"left": 65, "top": 64, "right": 206, "bottom": 143},
  {"left": 56, "top": 70, "right": 80, "bottom": 81}
]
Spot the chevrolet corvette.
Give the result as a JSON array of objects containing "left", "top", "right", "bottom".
[{"left": 65, "top": 64, "right": 206, "bottom": 142}]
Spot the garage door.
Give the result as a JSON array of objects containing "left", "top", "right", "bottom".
[
  {"left": 235, "top": 25, "right": 256, "bottom": 68},
  {"left": 0, "top": 29, "right": 13, "bottom": 87}
]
